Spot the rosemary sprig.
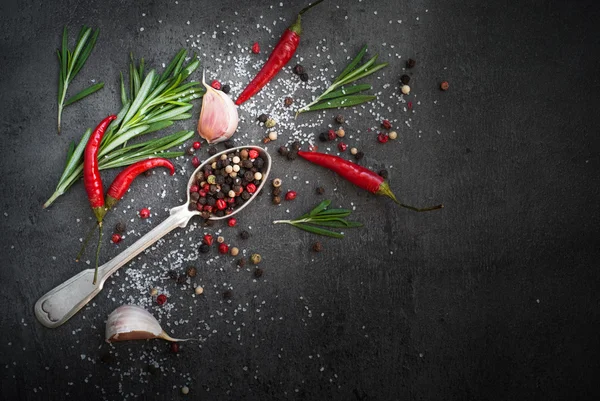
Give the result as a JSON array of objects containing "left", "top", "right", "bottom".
[
  {"left": 273, "top": 200, "right": 362, "bottom": 238},
  {"left": 43, "top": 49, "right": 205, "bottom": 208},
  {"left": 57, "top": 26, "right": 104, "bottom": 134},
  {"left": 296, "top": 45, "right": 388, "bottom": 117}
]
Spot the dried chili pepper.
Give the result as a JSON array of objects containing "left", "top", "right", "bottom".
[
  {"left": 105, "top": 158, "right": 175, "bottom": 209},
  {"left": 297, "top": 151, "right": 443, "bottom": 212},
  {"left": 84, "top": 115, "right": 116, "bottom": 223},
  {"left": 234, "top": 0, "right": 324, "bottom": 105}
]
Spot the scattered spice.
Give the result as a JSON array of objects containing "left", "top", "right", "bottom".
[
  {"left": 278, "top": 146, "right": 289, "bottom": 156},
  {"left": 191, "top": 156, "right": 200, "bottom": 167},
  {"left": 400, "top": 74, "right": 410, "bottom": 85},
  {"left": 335, "top": 114, "right": 345, "bottom": 124},
  {"left": 149, "top": 288, "right": 158, "bottom": 296},
  {"left": 186, "top": 146, "right": 195, "bottom": 156},
  {"left": 286, "top": 151, "right": 298, "bottom": 161},
  {"left": 221, "top": 84, "right": 230, "bottom": 94},
  {"left": 156, "top": 294, "right": 167, "bottom": 305},
  {"left": 285, "top": 190, "right": 297, "bottom": 201},
  {"left": 265, "top": 117, "right": 277, "bottom": 128},
  {"left": 355, "top": 151, "right": 365, "bottom": 160},
  {"left": 284, "top": 97, "right": 294, "bottom": 107},
  {"left": 273, "top": 196, "right": 282, "bottom": 205},
  {"left": 203, "top": 234, "right": 213, "bottom": 246},
  {"left": 328, "top": 129, "right": 337, "bottom": 141},
  {"left": 239, "top": 230, "right": 250, "bottom": 240},
  {"left": 300, "top": 72, "right": 309, "bottom": 82},
  {"left": 208, "top": 146, "right": 218, "bottom": 156},
  {"left": 389, "top": 131, "right": 398, "bottom": 140},
  {"left": 218, "top": 243, "right": 229, "bottom": 254},
  {"left": 377, "top": 133, "right": 389, "bottom": 143},
  {"left": 336, "top": 128, "right": 345, "bottom": 138},
  {"left": 199, "top": 243, "right": 210, "bottom": 253},
  {"left": 252, "top": 42, "right": 260, "bottom": 54},
  {"left": 228, "top": 218, "right": 237, "bottom": 227},
  {"left": 440, "top": 80, "right": 450, "bottom": 91},
  {"left": 350, "top": 147, "right": 358, "bottom": 155},
  {"left": 181, "top": 386, "right": 190, "bottom": 395},
  {"left": 254, "top": 268, "right": 264, "bottom": 278},
  {"left": 312, "top": 241, "right": 323, "bottom": 252},
  {"left": 195, "top": 286, "right": 204, "bottom": 295},
  {"left": 170, "top": 342, "right": 180, "bottom": 353},
  {"left": 381, "top": 119, "right": 392, "bottom": 130},
  {"left": 250, "top": 253, "right": 262, "bottom": 264},
  {"left": 316, "top": 186, "right": 325, "bottom": 195},
  {"left": 292, "top": 141, "right": 302, "bottom": 151},
  {"left": 111, "top": 233, "right": 122, "bottom": 244},
  {"left": 139, "top": 208, "right": 151, "bottom": 219},
  {"left": 186, "top": 266, "right": 197, "bottom": 277},
  {"left": 177, "top": 275, "right": 187, "bottom": 285},
  {"left": 257, "top": 113, "right": 268, "bottom": 123},
  {"left": 338, "top": 142, "right": 348, "bottom": 152},
  {"left": 168, "top": 270, "right": 178, "bottom": 280},
  {"left": 272, "top": 178, "right": 282, "bottom": 188},
  {"left": 293, "top": 64, "right": 305, "bottom": 75},
  {"left": 223, "top": 289, "right": 233, "bottom": 299},
  {"left": 217, "top": 236, "right": 225, "bottom": 244},
  {"left": 237, "top": 258, "right": 246, "bottom": 267},
  {"left": 210, "top": 79, "right": 221, "bottom": 90},
  {"left": 230, "top": 247, "right": 239, "bottom": 256},
  {"left": 401, "top": 85, "right": 411, "bottom": 95},
  {"left": 406, "top": 58, "right": 416, "bottom": 68},
  {"left": 193, "top": 141, "right": 201, "bottom": 149},
  {"left": 379, "top": 169, "right": 389, "bottom": 179}
]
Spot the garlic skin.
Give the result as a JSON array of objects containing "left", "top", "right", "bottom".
[
  {"left": 197, "top": 71, "right": 238, "bottom": 144},
  {"left": 105, "top": 305, "right": 191, "bottom": 343}
]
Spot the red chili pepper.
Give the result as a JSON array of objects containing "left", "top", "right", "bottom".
[
  {"left": 84, "top": 115, "right": 117, "bottom": 223},
  {"left": 297, "top": 151, "right": 443, "bottom": 212},
  {"left": 234, "top": 0, "right": 324, "bottom": 105},
  {"left": 105, "top": 158, "right": 175, "bottom": 209}
]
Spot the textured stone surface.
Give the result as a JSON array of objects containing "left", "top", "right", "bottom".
[{"left": 1, "top": 0, "right": 599, "bottom": 400}]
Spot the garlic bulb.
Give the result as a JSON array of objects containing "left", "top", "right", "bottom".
[
  {"left": 105, "top": 305, "right": 192, "bottom": 343},
  {"left": 197, "top": 70, "right": 238, "bottom": 144}
]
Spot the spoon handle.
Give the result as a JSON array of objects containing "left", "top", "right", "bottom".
[{"left": 34, "top": 205, "right": 195, "bottom": 328}]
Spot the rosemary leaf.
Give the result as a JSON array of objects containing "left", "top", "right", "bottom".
[
  {"left": 63, "top": 82, "right": 104, "bottom": 107},
  {"left": 319, "top": 84, "right": 372, "bottom": 101},
  {"left": 305, "top": 95, "right": 376, "bottom": 113},
  {"left": 333, "top": 44, "right": 367, "bottom": 84},
  {"left": 293, "top": 223, "right": 345, "bottom": 239}
]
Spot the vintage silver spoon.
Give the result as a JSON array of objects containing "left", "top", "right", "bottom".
[{"left": 34, "top": 146, "right": 271, "bottom": 328}]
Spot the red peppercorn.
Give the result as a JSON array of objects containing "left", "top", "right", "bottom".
[
  {"left": 156, "top": 294, "right": 167, "bottom": 305},
  {"left": 216, "top": 199, "right": 227, "bottom": 210},
  {"left": 227, "top": 197, "right": 236, "bottom": 204},
  {"left": 285, "top": 190, "right": 297, "bottom": 201},
  {"left": 377, "top": 133, "right": 389, "bottom": 144},
  {"left": 381, "top": 119, "right": 392, "bottom": 130},
  {"left": 246, "top": 183, "right": 257, "bottom": 194},
  {"left": 252, "top": 42, "right": 260, "bottom": 54},
  {"left": 218, "top": 243, "right": 229, "bottom": 254},
  {"left": 211, "top": 80, "right": 221, "bottom": 90},
  {"left": 198, "top": 190, "right": 207, "bottom": 197},
  {"left": 407, "top": 101, "right": 413, "bottom": 110},
  {"left": 203, "top": 234, "right": 213, "bottom": 246},
  {"left": 228, "top": 218, "right": 237, "bottom": 227},
  {"left": 170, "top": 342, "right": 179, "bottom": 353},
  {"left": 248, "top": 149, "right": 259, "bottom": 159},
  {"left": 328, "top": 129, "right": 336, "bottom": 141},
  {"left": 338, "top": 142, "right": 348, "bottom": 152},
  {"left": 196, "top": 203, "right": 204, "bottom": 211},
  {"left": 193, "top": 141, "right": 201, "bottom": 149},
  {"left": 111, "top": 233, "right": 122, "bottom": 244},
  {"left": 139, "top": 208, "right": 151, "bottom": 218},
  {"left": 191, "top": 156, "right": 200, "bottom": 168},
  {"left": 203, "top": 205, "right": 213, "bottom": 213},
  {"left": 202, "top": 184, "right": 210, "bottom": 192},
  {"left": 189, "top": 185, "right": 199, "bottom": 193}
]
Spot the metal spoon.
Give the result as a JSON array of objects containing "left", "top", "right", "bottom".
[{"left": 34, "top": 146, "right": 271, "bottom": 328}]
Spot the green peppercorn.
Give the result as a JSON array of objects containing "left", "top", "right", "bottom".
[
  {"left": 265, "top": 118, "right": 276, "bottom": 128},
  {"left": 250, "top": 253, "right": 261, "bottom": 264}
]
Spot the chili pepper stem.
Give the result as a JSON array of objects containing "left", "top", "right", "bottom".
[
  {"left": 75, "top": 223, "right": 98, "bottom": 262},
  {"left": 377, "top": 181, "right": 444, "bottom": 212},
  {"left": 93, "top": 223, "right": 103, "bottom": 285}
]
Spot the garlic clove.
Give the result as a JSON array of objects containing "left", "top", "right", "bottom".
[
  {"left": 197, "top": 70, "right": 238, "bottom": 144},
  {"left": 105, "top": 305, "right": 192, "bottom": 343}
]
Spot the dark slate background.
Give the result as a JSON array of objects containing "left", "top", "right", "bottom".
[{"left": 1, "top": 0, "right": 599, "bottom": 400}]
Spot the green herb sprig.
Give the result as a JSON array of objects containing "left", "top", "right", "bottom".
[
  {"left": 57, "top": 26, "right": 104, "bottom": 134},
  {"left": 296, "top": 45, "right": 388, "bottom": 117},
  {"left": 44, "top": 49, "right": 205, "bottom": 208},
  {"left": 273, "top": 200, "right": 362, "bottom": 238}
]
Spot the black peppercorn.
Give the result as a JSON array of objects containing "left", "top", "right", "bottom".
[
  {"left": 239, "top": 230, "right": 250, "bottom": 240},
  {"left": 190, "top": 192, "right": 200, "bottom": 202},
  {"left": 242, "top": 159, "right": 253, "bottom": 169},
  {"left": 278, "top": 146, "right": 289, "bottom": 156},
  {"left": 284, "top": 96, "right": 294, "bottom": 107},
  {"left": 286, "top": 151, "right": 298, "bottom": 161},
  {"left": 215, "top": 210, "right": 225, "bottom": 217},
  {"left": 195, "top": 171, "right": 205, "bottom": 181},
  {"left": 316, "top": 186, "right": 325, "bottom": 195},
  {"left": 355, "top": 151, "right": 365, "bottom": 160},
  {"left": 273, "top": 196, "right": 281, "bottom": 205},
  {"left": 224, "top": 140, "right": 235, "bottom": 149},
  {"left": 187, "top": 266, "right": 197, "bottom": 277},
  {"left": 223, "top": 289, "right": 233, "bottom": 299},
  {"left": 208, "top": 146, "right": 217, "bottom": 156},
  {"left": 221, "top": 84, "right": 231, "bottom": 94},
  {"left": 235, "top": 197, "right": 244, "bottom": 206},
  {"left": 291, "top": 141, "right": 301, "bottom": 151},
  {"left": 300, "top": 72, "right": 309, "bottom": 82},
  {"left": 293, "top": 64, "right": 305, "bottom": 75},
  {"left": 186, "top": 146, "right": 195, "bottom": 156},
  {"left": 244, "top": 171, "right": 254, "bottom": 182},
  {"left": 255, "top": 158, "right": 265, "bottom": 169},
  {"left": 312, "top": 242, "right": 323, "bottom": 252},
  {"left": 115, "top": 222, "right": 126, "bottom": 233},
  {"left": 319, "top": 132, "right": 328, "bottom": 142},
  {"left": 237, "top": 258, "right": 246, "bottom": 267},
  {"left": 199, "top": 243, "right": 210, "bottom": 253},
  {"left": 216, "top": 191, "right": 225, "bottom": 199},
  {"left": 177, "top": 274, "right": 187, "bottom": 285},
  {"left": 378, "top": 169, "right": 389, "bottom": 179},
  {"left": 335, "top": 114, "right": 344, "bottom": 124},
  {"left": 254, "top": 268, "right": 264, "bottom": 278},
  {"left": 198, "top": 197, "right": 207, "bottom": 205},
  {"left": 241, "top": 191, "right": 251, "bottom": 201},
  {"left": 168, "top": 270, "right": 178, "bottom": 280},
  {"left": 406, "top": 58, "right": 416, "bottom": 68},
  {"left": 144, "top": 170, "right": 152, "bottom": 177},
  {"left": 257, "top": 113, "right": 268, "bottom": 123},
  {"left": 400, "top": 74, "right": 410, "bottom": 85}
]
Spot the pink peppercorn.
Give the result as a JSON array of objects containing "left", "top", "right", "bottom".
[
  {"left": 246, "top": 183, "right": 257, "bottom": 194},
  {"left": 381, "top": 119, "right": 392, "bottom": 129},
  {"left": 191, "top": 156, "right": 200, "bottom": 168},
  {"left": 407, "top": 101, "right": 413, "bottom": 110},
  {"left": 189, "top": 185, "right": 199, "bottom": 193},
  {"left": 377, "top": 133, "right": 389, "bottom": 144},
  {"left": 248, "top": 149, "right": 259, "bottom": 159},
  {"left": 285, "top": 190, "right": 297, "bottom": 201},
  {"left": 111, "top": 233, "right": 122, "bottom": 244},
  {"left": 328, "top": 129, "right": 336, "bottom": 141},
  {"left": 211, "top": 80, "right": 221, "bottom": 90},
  {"left": 156, "top": 294, "right": 167, "bottom": 305},
  {"left": 252, "top": 42, "right": 260, "bottom": 54},
  {"left": 218, "top": 243, "right": 229, "bottom": 254},
  {"left": 228, "top": 218, "right": 237, "bottom": 227},
  {"left": 338, "top": 142, "right": 348, "bottom": 152},
  {"left": 139, "top": 208, "right": 150, "bottom": 218},
  {"left": 193, "top": 141, "right": 201, "bottom": 149},
  {"left": 203, "top": 234, "right": 213, "bottom": 246},
  {"left": 216, "top": 199, "right": 227, "bottom": 210}
]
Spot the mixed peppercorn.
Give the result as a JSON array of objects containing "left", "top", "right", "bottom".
[{"left": 188, "top": 148, "right": 268, "bottom": 219}]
